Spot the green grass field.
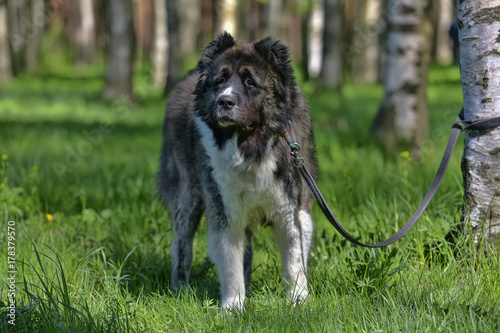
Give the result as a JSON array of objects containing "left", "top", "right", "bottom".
[{"left": 1, "top": 63, "right": 499, "bottom": 332}]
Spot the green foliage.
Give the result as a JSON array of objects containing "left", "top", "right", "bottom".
[{"left": 1, "top": 64, "right": 499, "bottom": 332}]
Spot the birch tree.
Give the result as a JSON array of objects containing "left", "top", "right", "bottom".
[
  {"left": 151, "top": 0, "right": 168, "bottom": 87},
  {"left": 102, "top": 0, "right": 136, "bottom": 103},
  {"left": 0, "top": 0, "right": 12, "bottom": 83},
  {"left": 75, "top": 0, "right": 96, "bottom": 67},
  {"left": 350, "top": 0, "right": 382, "bottom": 83},
  {"left": 370, "top": 0, "right": 432, "bottom": 150},
  {"left": 219, "top": 0, "right": 238, "bottom": 36},
  {"left": 458, "top": 0, "right": 500, "bottom": 245}
]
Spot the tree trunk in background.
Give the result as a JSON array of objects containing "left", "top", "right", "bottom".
[
  {"left": 200, "top": 0, "right": 215, "bottom": 45},
  {"left": 134, "top": 0, "right": 154, "bottom": 61},
  {"left": 178, "top": 0, "right": 200, "bottom": 55},
  {"left": 164, "top": 0, "right": 180, "bottom": 94},
  {"left": 152, "top": 0, "right": 168, "bottom": 87},
  {"left": 7, "top": 0, "right": 28, "bottom": 75},
  {"left": 26, "top": 0, "right": 44, "bottom": 74},
  {"left": 0, "top": 0, "right": 12, "bottom": 82},
  {"left": 102, "top": 0, "right": 136, "bottom": 103},
  {"left": 458, "top": 0, "right": 500, "bottom": 246},
  {"left": 267, "top": 0, "right": 288, "bottom": 44},
  {"left": 75, "top": 0, "right": 96, "bottom": 67},
  {"left": 288, "top": 7, "right": 302, "bottom": 61},
  {"left": 434, "top": 0, "right": 453, "bottom": 65},
  {"left": 319, "top": 0, "right": 343, "bottom": 90},
  {"left": 238, "top": 0, "right": 262, "bottom": 42},
  {"left": 370, "top": 0, "right": 432, "bottom": 151},
  {"left": 219, "top": 0, "right": 237, "bottom": 36},
  {"left": 350, "top": 0, "right": 382, "bottom": 83},
  {"left": 308, "top": 2, "right": 323, "bottom": 77},
  {"left": 301, "top": 6, "right": 312, "bottom": 81}
]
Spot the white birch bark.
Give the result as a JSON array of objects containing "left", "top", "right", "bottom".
[
  {"left": 219, "top": 0, "right": 237, "bottom": 36},
  {"left": 75, "top": 0, "right": 96, "bottom": 67},
  {"left": 458, "top": 0, "right": 500, "bottom": 245},
  {"left": 308, "top": 2, "right": 323, "bottom": 77},
  {"left": 0, "top": 0, "right": 12, "bottom": 82},
  {"left": 152, "top": 0, "right": 168, "bottom": 87},
  {"left": 371, "top": 0, "right": 432, "bottom": 149}
]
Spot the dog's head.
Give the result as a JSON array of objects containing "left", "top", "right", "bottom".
[{"left": 194, "top": 32, "right": 295, "bottom": 139}]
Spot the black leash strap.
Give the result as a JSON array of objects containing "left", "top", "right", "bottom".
[{"left": 285, "top": 110, "right": 500, "bottom": 248}]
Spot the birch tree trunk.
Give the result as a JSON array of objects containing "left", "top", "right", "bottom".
[
  {"left": 151, "top": 0, "right": 168, "bottom": 87},
  {"left": 370, "top": 0, "right": 432, "bottom": 150},
  {"left": 350, "top": 0, "right": 382, "bottom": 83},
  {"left": 458, "top": 0, "right": 500, "bottom": 245},
  {"left": 0, "top": 0, "right": 12, "bottom": 82},
  {"left": 219, "top": 0, "right": 237, "bottom": 36},
  {"left": 308, "top": 2, "right": 323, "bottom": 77},
  {"left": 319, "top": 0, "right": 343, "bottom": 90},
  {"left": 102, "top": 0, "right": 136, "bottom": 103},
  {"left": 75, "top": 0, "right": 96, "bottom": 67}
]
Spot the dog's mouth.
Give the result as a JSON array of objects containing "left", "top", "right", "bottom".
[{"left": 216, "top": 116, "right": 253, "bottom": 133}]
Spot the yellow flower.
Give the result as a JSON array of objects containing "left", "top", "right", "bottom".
[
  {"left": 400, "top": 151, "right": 410, "bottom": 160},
  {"left": 1, "top": 154, "right": 7, "bottom": 161},
  {"left": 46, "top": 213, "right": 53, "bottom": 221}
]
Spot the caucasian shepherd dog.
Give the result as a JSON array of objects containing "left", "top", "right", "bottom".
[{"left": 158, "top": 32, "right": 317, "bottom": 311}]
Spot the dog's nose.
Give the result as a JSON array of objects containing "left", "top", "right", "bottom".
[{"left": 217, "top": 95, "right": 237, "bottom": 110}]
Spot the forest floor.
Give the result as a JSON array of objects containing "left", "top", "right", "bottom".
[{"left": 1, "top": 63, "right": 499, "bottom": 332}]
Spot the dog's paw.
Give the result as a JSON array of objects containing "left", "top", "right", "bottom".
[{"left": 288, "top": 284, "right": 309, "bottom": 307}]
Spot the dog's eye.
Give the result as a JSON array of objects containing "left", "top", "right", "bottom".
[
  {"left": 245, "top": 78, "right": 256, "bottom": 86},
  {"left": 216, "top": 78, "right": 226, "bottom": 85}
]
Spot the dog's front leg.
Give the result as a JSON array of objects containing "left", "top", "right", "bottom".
[
  {"left": 275, "top": 209, "right": 313, "bottom": 304},
  {"left": 208, "top": 221, "right": 246, "bottom": 312}
]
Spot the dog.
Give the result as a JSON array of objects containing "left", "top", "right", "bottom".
[{"left": 158, "top": 32, "right": 317, "bottom": 311}]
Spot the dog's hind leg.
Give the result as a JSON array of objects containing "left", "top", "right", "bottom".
[{"left": 169, "top": 186, "right": 203, "bottom": 290}]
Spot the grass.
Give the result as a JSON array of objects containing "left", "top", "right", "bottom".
[{"left": 1, "top": 62, "right": 499, "bottom": 332}]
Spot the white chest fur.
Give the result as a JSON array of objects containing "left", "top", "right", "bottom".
[{"left": 194, "top": 117, "right": 288, "bottom": 225}]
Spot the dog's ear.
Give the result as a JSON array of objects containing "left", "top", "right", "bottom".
[
  {"left": 197, "top": 31, "right": 235, "bottom": 71},
  {"left": 253, "top": 37, "right": 293, "bottom": 101},
  {"left": 195, "top": 32, "right": 235, "bottom": 95},
  {"left": 253, "top": 37, "right": 291, "bottom": 68},
  {"left": 253, "top": 37, "right": 293, "bottom": 89}
]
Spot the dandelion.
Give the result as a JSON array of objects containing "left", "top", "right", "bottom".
[
  {"left": 46, "top": 213, "right": 53, "bottom": 221},
  {"left": 400, "top": 151, "right": 410, "bottom": 160},
  {"left": 1, "top": 154, "right": 7, "bottom": 161}
]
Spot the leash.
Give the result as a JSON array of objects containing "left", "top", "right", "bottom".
[{"left": 283, "top": 109, "right": 500, "bottom": 248}]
